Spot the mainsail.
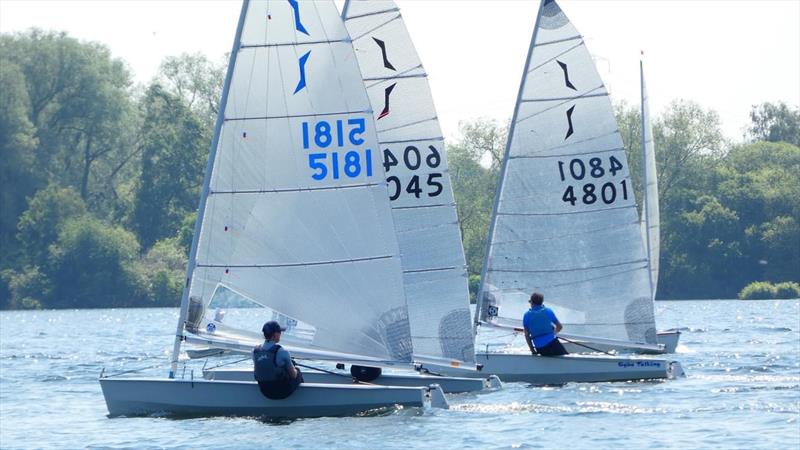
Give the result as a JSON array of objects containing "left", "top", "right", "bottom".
[
  {"left": 172, "top": 0, "right": 414, "bottom": 371},
  {"left": 343, "top": 0, "right": 475, "bottom": 364},
  {"left": 640, "top": 59, "right": 660, "bottom": 300},
  {"left": 477, "top": 0, "right": 657, "bottom": 344}
]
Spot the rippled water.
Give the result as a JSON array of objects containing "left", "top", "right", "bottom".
[{"left": 1, "top": 300, "right": 798, "bottom": 449}]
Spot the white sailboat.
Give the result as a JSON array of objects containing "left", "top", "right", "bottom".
[
  {"left": 100, "top": 0, "right": 449, "bottom": 418},
  {"left": 202, "top": 0, "right": 499, "bottom": 394},
  {"left": 437, "top": 0, "right": 683, "bottom": 383}
]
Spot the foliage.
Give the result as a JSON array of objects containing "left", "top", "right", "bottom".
[
  {"left": 138, "top": 238, "right": 187, "bottom": 306},
  {"left": 738, "top": 281, "right": 777, "bottom": 300},
  {"left": 131, "top": 84, "right": 209, "bottom": 249},
  {"left": 749, "top": 102, "right": 800, "bottom": 145},
  {"left": 739, "top": 281, "right": 800, "bottom": 300}
]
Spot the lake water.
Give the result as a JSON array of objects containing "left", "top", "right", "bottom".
[{"left": 1, "top": 300, "right": 798, "bottom": 449}]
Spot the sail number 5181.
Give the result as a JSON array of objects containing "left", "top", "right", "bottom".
[
  {"left": 557, "top": 156, "right": 628, "bottom": 206},
  {"left": 302, "top": 118, "right": 373, "bottom": 180}
]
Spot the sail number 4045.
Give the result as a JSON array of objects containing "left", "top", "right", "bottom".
[
  {"left": 383, "top": 145, "right": 443, "bottom": 200},
  {"left": 558, "top": 156, "right": 628, "bottom": 206},
  {"left": 303, "top": 119, "right": 373, "bottom": 180}
]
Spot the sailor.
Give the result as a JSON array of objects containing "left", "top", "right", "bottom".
[
  {"left": 253, "top": 321, "right": 304, "bottom": 399},
  {"left": 523, "top": 292, "right": 568, "bottom": 356}
]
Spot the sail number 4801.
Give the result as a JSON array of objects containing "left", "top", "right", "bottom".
[
  {"left": 302, "top": 119, "right": 373, "bottom": 180},
  {"left": 557, "top": 156, "right": 628, "bottom": 206}
]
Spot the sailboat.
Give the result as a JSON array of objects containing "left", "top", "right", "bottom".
[
  {"left": 100, "top": 0, "right": 450, "bottom": 418},
  {"left": 560, "top": 57, "right": 680, "bottom": 354},
  {"left": 202, "top": 0, "right": 500, "bottom": 394},
  {"left": 435, "top": 0, "right": 683, "bottom": 383}
]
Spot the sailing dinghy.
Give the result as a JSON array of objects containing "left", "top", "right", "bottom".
[
  {"left": 100, "top": 0, "right": 449, "bottom": 418},
  {"left": 437, "top": 0, "right": 683, "bottom": 383},
  {"left": 202, "top": 0, "right": 500, "bottom": 394}
]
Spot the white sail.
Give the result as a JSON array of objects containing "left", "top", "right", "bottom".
[
  {"left": 343, "top": 0, "right": 475, "bottom": 364},
  {"left": 640, "top": 60, "right": 660, "bottom": 299},
  {"left": 181, "top": 0, "right": 413, "bottom": 364},
  {"left": 477, "top": 0, "right": 657, "bottom": 344}
]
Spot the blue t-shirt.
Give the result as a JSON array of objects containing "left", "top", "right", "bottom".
[{"left": 523, "top": 305, "right": 560, "bottom": 348}]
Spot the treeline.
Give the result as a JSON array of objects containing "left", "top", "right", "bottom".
[{"left": 1, "top": 30, "right": 798, "bottom": 309}]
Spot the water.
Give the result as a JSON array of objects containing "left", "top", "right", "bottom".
[{"left": 1, "top": 300, "right": 798, "bottom": 449}]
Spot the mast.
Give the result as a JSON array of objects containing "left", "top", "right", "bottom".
[
  {"left": 639, "top": 55, "right": 655, "bottom": 301},
  {"left": 169, "top": 0, "right": 249, "bottom": 378},
  {"left": 474, "top": 0, "right": 546, "bottom": 329}
]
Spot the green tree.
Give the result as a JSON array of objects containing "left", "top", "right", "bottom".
[
  {"left": 132, "top": 84, "right": 209, "bottom": 249},
  {"left": 0, "top": 61, "right": 39, "bottom": 265},
  {"left": 155, "top": 53, "right": 225, "bottom": 129},
  {"left": 16, "top": 185, "right": 87, "bottom": 267},
  {"left": 748, "top": 102, "right": 800, "bottom": 145},
  {"left": 0, "top": 29, "right": 137, "bottom": 214},
  {"left": 45, "top": 216, "right": 145, "bottom": 308}
]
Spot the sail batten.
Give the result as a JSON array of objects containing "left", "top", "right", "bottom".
[
  {"left": 478, "top": 0, "right": 656, "bottom": 344},
  {"left": 344, "top": 0, "right": 475, "bottom": 364}
]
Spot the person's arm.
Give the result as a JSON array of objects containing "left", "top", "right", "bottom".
[
  {"left": 548, "top": 309, "right": 563, "bottom": 334},
  {"left": 523, "top": 325, "right": 535, "bottom": 354},
  {"left": 279, "top": 349, "right": 299, "bottom": 379}
]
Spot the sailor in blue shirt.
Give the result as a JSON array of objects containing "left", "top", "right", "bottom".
[{"left": 522, "top": 292, "right": 568, "bottom": 356}]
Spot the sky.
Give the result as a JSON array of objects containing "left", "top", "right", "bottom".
[{"left": 1, "top": 0, "right": 799, "bottom": 142}]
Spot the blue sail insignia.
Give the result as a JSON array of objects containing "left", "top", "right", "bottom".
[
  {"left": 294, "top": 51, "right": 311, "bottom": 94},
  {"left": 288, "top": 0, "right": 309, "bottom": 36}
]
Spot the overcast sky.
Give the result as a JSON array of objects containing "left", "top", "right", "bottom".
[{"left": 2, "top": 0, "right": 798, "bottom": 142}]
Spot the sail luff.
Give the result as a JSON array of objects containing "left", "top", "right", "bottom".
[
  {"left": 639, "top": 58, "right": 660, "bottom": 299},
  {"left": 169, "top": 0, "right": 250, "bottom": 378},
  {"left": 475, "top": 0, "right": 547, "bottom": 329},
  {"left": 639, "top": 58, "right": 655, "bottom": 301}
]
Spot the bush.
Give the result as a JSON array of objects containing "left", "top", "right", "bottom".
[
  {"left": 738, "top": 281, "right": 776, "bottom": 300},
  {"left": 138, "top": 238, "right": 186, "bottom": 306},
  {"left": 468, "top": 274, "right": 481, "bottom": 304},
  {"left": 774, "top": 282, "right": 800, "bottom": 299}
]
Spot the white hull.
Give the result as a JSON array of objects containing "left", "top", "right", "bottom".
[
  {"left": 562, "top": 330, "right": 681, "bottom": 355},
  {"left": 203, "top": 367, "right": 497, "bottom": 394},
  {"left": 434, "top": 353, "right": 682, "bottom": 384},
  {"left": 100, "top": 377, "right": 445, "bottom": 418}
]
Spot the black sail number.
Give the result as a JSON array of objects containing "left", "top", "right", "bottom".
[{"left": 382, "top": 144, "right": 445, "bottom": 201}]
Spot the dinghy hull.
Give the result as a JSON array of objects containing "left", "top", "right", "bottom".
[
  {"left": 100, "top": 378, "right": 430, "bottom": 418},
  {"left": 435, "top": 353, "right": 679, "bottom": 384},
  {"left": 202, "top": 368, "right": 491, "bottom": 394}
]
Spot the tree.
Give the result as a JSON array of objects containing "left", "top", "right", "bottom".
[
  {"left": 0, "top": 61, "right": 39, "bottom": 264},
  {"left": 749, "top": 102, "right": 800, "bottom": 145},
  {"left": 132, "top": 84, "right": 209, "bottom": 249},
  {"left": 0, "top": 30, "right": 137, "bottom": 214},
  {"left": 16, "top": 185, "right": 87, "bottom": 267},
  {"left": 45, "top": 216, "right": 145, "bottom": 308},
  {"left": 155, "top": 53, "right": 225, "bottom": 129}
]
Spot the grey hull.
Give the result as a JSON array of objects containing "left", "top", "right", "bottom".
[
  {"left": 100, "top": 377, "right": 430, "bottom": 418},
  {"left": 203, "top": 367, "right": 491, "bottom": 394},
  {"left": 562, "top": 330, "right": 682, "bottom": 355},
  {"left": 434, "top": 353, "right": 682, "bottom": 384}
]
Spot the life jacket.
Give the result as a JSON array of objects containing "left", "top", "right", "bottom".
[
  {"left": 253, "top": 343, "right": 300, "bottom": 400},
  {"left": 253, "top": 343, "right": 288, "bottom": 382}
]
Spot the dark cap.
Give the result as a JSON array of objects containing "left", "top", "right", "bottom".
[{"left": 262, "top": 321, "right": 286, "bottom": 338}]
